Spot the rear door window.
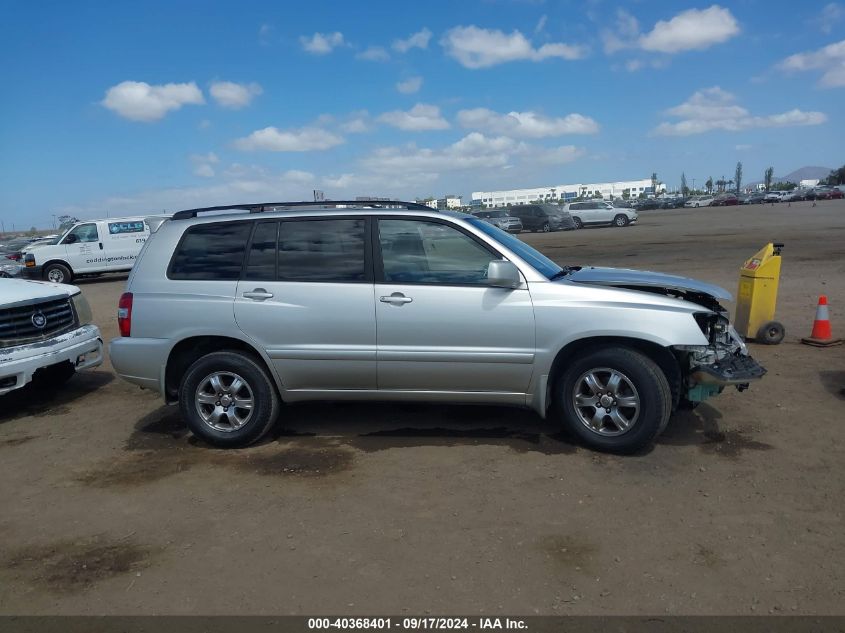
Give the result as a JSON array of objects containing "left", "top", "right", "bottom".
[
  {"left": 169, "top": 221, "right": 252, "bottom": 280},
  {"left": 276, "top": 219, "right": 367, "bottom": 282},
  {"left": 244, "top": 221, "right": 278, "bottom": 281}
]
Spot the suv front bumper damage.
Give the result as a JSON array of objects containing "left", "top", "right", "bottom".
[{"left": 691, "top": 353, "right": 767, "bottom": 386}]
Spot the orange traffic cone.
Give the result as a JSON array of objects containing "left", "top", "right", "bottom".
[{"left": 801, "top": 296, "right": 843, "bottom": 347}]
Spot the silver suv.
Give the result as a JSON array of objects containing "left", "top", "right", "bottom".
[{"left": 110, "top": 200, "right": 765, "bottom": 453}]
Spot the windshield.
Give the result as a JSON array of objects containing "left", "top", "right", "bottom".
[{"left": 466, "top": 217, "right": 563, "bottom": 279}]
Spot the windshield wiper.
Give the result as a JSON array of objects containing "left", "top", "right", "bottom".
[{"left": 548, "top": 267, "right": 573, "bottom": 280}]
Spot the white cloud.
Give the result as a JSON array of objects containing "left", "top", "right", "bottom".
[
  {"left": 601, "top": 9, "right": 640, "bottom": 54},
  {"left": 778, "top": 39, "right": 845, "bottom": 87},
  {"left": 810, "top": 3, "right": 844, "bottom": 34},
  {"left": 735, "top": 144, "right": 752, "bottom": 151},
  {"left": 234, "top": 126, "right": 345, "bottom": 151},
  {"left": 441, "top": 25, "right": 586, "bottom": 69},
  {"left": 457, "top": 108, "right": 599, "bottom": 137},
  {"left": 300, "top": 32, "right": 344, "bottom": 54},
  {"left": 603, "top": 6, "right": 739, "bottom": 56},
  {"left": 639, "top": 5, "right": 739, "bottom": 53},
  {"left": 396, "top": 76, "right": 423, "bottom": 94},
  {"left": 209, "top": 81, "right": 263, "bottom": 109},
  {"left": 339, "top": 111, "right": 372, "bottom": 133},
  {"left": 190, "top": 152, "right": 219, "bottom": 177},
  {"left": 654, "top": 87, "right": 827, "bottom": 136},
  {"left": 356, "top": 46, "right": 390, "bottom": 61},
  {"left": 258, "top": 24, "right": 274, "bottom": 45},
  {"left": 101, "top": 81, "right": 204, "bottom": 122},
  {"left": 392, "top": 28, "right": 432, "bottom": 53},
  {"left": 534, "top": 15, "right": 548, "bottom": 34},
  {"left": 378, "top": 104, "right": 449, "bottom": 131},
  {"left": 530, "top": 145, "right": 584, "bottom": 165},
  {"left": 361, "top": 133, "right": 521, "bottom": 175}
]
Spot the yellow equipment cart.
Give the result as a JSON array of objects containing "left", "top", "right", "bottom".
[{"left": 734, "top": 242, "right": 785, "bottom": 344}]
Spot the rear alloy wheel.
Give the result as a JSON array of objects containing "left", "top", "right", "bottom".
[
  {"left": 542, "top": 222, "right": 551, "bottom": 232},
  {"left": 179, "top": 351, "right": 279, "bottom": 447},
  {"left": 572, "top": 217, "right": 583, "bottom": 229},
  {"left": 44, "top": 262, "right": 72, "bottom": 284},
  {"left": 554, "top": 347, "right": 671, "bottom": 454},
  {"left": 614, "top": 214, "right": 629, "bottom": 227}
]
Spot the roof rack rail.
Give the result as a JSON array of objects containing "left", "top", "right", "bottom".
[{"left": 170, "top": 199, "right": 435, "bottom": 220}]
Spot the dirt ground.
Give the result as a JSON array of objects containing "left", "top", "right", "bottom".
[{"left": 1, "top": 200, "right": 843, "bottom": 615}]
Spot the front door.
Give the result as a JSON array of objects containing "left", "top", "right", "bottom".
[
  {"left": 62, "top": 222, "right": 102, "bottom": 273},
  {"left": 374, "top": 218, "right": 535, "bottom": 393},
  {"left": 234, "top": 217, "right": 377, "bottom": 391}
]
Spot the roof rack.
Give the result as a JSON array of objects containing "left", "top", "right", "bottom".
[{"left": 170, "top": 199, "right": 435, "bottom": 220}]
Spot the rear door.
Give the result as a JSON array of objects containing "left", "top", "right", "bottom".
[
  {"left": 373, "top": 217, "right": 535, "bottom": 394},
  {"left": 104, "top": 219, "right": 149, "bottom": 271},
  {"left": 234, "top": 217, "right": 377, "bottom": 391}
]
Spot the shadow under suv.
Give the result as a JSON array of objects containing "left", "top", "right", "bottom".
[{"left": 110, "top": 200, "right": 765, "bottom": 454}]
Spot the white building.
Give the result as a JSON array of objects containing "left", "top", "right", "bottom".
[
  {"left": 417, "top": 198, "right": 438, "bottom": 209},
  {"left": 437, "top": 195, "right": 462, "bottom": 209},
  {"left": 472, "top": 178, "right": 663, "bottom": 207},
  {"left": 799, "top": 179, "right": 820, "bottom": 188}
]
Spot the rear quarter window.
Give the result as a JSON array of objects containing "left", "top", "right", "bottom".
[{"left": 168, "top": 221, "right": 253, "bottom": 280}]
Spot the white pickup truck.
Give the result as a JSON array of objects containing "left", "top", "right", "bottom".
[{"left": 0, "top": 279, "right": 103, "bottom": 395}]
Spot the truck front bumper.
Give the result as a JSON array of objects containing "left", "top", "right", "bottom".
[{"left": 0, "top": 324, "right": 103, "bottom": 395}]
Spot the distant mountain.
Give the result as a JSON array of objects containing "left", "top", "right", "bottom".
[{"left": 748, "top": 165, "right": 832, "bottom": 187}]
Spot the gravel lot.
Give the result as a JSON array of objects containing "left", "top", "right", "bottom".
[{"left": 1, "top": 200, "right": 843, "bottom": 615}]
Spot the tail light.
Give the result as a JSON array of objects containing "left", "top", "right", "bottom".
[
  {"left": 117, "top": 292, "right": 133, "bottom": 337},
  {"left": 6, "top": 252, "right": 20, "bottom": 261}
]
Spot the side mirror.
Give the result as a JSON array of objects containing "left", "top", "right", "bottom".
[
  {"left": 64, "top": 234, "right": 77, "bottom": 244},
  {"left": 487, "top": 260, "right": 521, "bottom": 289}
]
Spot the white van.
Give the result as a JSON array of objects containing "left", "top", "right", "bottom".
[{"left": 22, "top": 216, "right": 168, "bottom": 284}]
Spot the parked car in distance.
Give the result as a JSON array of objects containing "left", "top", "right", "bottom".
[
  {"left": 806, "top": 187, "right": 842, "bottom": 200},
  {"left": 21, "top": 215, "right": 169, "bottom": 284},
  {"left": 684, "top": 195, "right": 715, "bottom": 208},
  {"left": 611, "top": 199, "right": 634, "bottom": 208},
  {"left": 563, "top": 201, "right": 638, "bottom": 228},
  {"left": 109, "top": 200, "right": 765, "bottom": 454},
  {"left": 743, "top": 193, "right": 766, "bottom": 204},
  {"left": 0, "top": 278, "right": 103, "bottom": 395},
  {"left": 711, "top": 194, "right": 739, "bottom": 207},
  {"left": 657, "top": 197, "right": 686, "bottom": 209},
  {"left": 507, "top": 204, "right": 576, "bottom": 232},
  {"left": 471, "top": 209, "right": 523, "bottom": 233},
  {"left": 634, "top": 199, "right": 662, "bottom": 211},
  {"left": 763, "top": 191, "right": 783, "bottom": 203},
  {"left": 781, "top": 190, "right": 805, "bottom": 202}
]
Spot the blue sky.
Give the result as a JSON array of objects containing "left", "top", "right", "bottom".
[{"left": 1, "top": 0, "right": 844, "bottom": 228}]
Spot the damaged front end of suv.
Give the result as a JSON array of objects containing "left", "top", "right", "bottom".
[{"left": 567, "top": 267, "right": 767, "bottom": 405}]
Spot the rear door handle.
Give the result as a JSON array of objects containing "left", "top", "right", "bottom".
[
  {"left": 379, "top": 293, "right": 413, "bottom": 305},
  {"left": 243, "top": 288, "right": 274, "bottom": 301}
]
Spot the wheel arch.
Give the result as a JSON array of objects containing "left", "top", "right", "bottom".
[
  {"left": 164, "top": 335, "right": 281, "bottom": 403},
  {"left": 546, "top": 336, "right": 682, "bottom": 414},
  {"left": 40, "top": 259, "right": 74, "bottom": 279}
]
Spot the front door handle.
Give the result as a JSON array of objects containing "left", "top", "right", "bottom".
[
  {"left": 243, "top": 288, "right": 274, "bottom": 301},
  {"left": 379, "top": 293, "right": 413, "bottom": 305}
]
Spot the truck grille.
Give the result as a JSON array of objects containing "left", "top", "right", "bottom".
[{"left": 0, "top": 297, "right": 77, "bottom": 347}]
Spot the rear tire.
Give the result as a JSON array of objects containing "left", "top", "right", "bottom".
[
  {"left": 44, "top": 262, "right": 72, "bottom": 284},
  {"left": 614, "top": 214, "right": 629, "bottom": 227},
  {"left": 552, "top": 347, "right": 672, "bottom": 454},
  {"left": 542, "top": 222, "right": 551, "bottom": 232},
  {"left": 179, "top": 351, "right": 280, "bottom": 448}
]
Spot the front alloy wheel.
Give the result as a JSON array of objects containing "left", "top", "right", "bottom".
[
  {"left": 572, "top": 368, "right": 639, "bottom": 436},
  {"left": 542, "top": 222, "right": 551, "bottom": 232},
  {"left": 554, "top": 347, "right": 671, "bottom": 453}
]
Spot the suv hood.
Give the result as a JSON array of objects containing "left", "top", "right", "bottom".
[
  {"left": 566, "top": 266, "right": 732, "bottom": 301},
  {"left": 0, "top": 278, "right": 78, "bottom": 305}
]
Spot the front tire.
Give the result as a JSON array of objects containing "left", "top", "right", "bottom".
[
  {"left": 572, "top": 217, "right": 583, "bottom": 229},
  {"left": 179, "top": 351, "right": 280, "bottom": 448},
  {"left": 613, "top": 214, "right": 629, "bottom": 227},
  {"left": 553, "top": 347, "right": 671, "bottom": 454},
  {"left": 542, "top": 222, "right": 551, "bottom": 232},
  {"left": 44, "top": 262, "right": 72, "bottom": 284}
]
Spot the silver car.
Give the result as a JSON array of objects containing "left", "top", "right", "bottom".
[
  {"left": 471, "top": 209, "right": 523, "bottom": 233},
  {"left": 109, "top": 200, "right": 765, "bottom": 454}
]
